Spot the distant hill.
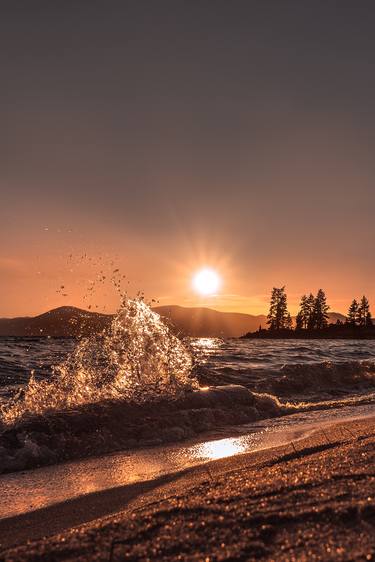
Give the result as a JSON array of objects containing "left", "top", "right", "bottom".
[
  {"left": 327, "top": 312, "right": 347, "bottom": 324},
  {"left": 153, "top": 305, "right": 267, "bottom": 337},
  {"left": 0, "top": 305, "right": 348, "bottom": 338},
  {"left": 0, "top": 307, "right": 112, "bottom": 337}
]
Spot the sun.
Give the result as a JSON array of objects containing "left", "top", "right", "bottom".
[{"left": 192, "top": 268, "right": 221, "bottom": 296}]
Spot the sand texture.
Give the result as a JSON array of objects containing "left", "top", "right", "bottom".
[{"left": 1, "top": 417, "right": 375, "bottom": 561}]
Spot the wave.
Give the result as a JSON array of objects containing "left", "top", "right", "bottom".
[
  {"left": 268, "top": 360, "right": 375, "bottom": 395},
  {"left": 197, "top": 360, "right": 375, "bottom": 397},
  {"left": 0, "top": 299, "right": 197, "bottom": 425},
  {"left": 0, "top": 298, "right": 203, "bottom": 473},
  {"left": 0, "top": 385, "right": 260, "bottom": 473},
  {"left": 1, "top": 382, "right": 374, "bottom": 474}
]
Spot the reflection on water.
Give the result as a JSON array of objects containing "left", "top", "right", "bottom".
[
  {"left": 1, "top": 403, "right": 374, "bottom": 520},
  {"left": 0, "top": 423, "right": 305, "bottom": 519},
  {"left": 192, "top": 437, "right": 249, "bottom": 460},
  {"left": 0, "top": 427, "right": 281, "bottom": 519},
  {"left": 190, "top": 337, "right": 222, "bottom": 364},
  {"left": 193, "top": 338, "right": 222, "bottom": 350}
]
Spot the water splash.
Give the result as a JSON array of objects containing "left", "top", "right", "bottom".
[{"left": 1, "top": 299, "right": 197, "bottom": 424}]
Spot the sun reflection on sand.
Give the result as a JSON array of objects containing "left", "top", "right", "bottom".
[{"left": 192, "top": 437, "right": 249, "bottom": 460}]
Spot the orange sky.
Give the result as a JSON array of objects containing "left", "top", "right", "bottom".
[
  {"left": 1, "top": 3, "right": 374, "bottom": 318},
  {"left": 0, "top": 205, "right": 372, "bottom": 318}
]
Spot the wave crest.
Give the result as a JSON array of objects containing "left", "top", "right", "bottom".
[
  {"left": 271, "top": 360, "right": 375, "bottom": 395},
  {"left": 197, "top": 360, "right": 375, "bottom": 396},
  {"left": 1, "top": 299, "right": 197, "bottom": 425}
]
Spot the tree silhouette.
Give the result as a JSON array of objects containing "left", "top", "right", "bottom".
[
  {"left": 306, "top": 293, "right": 316, "bottom": 329},
  {"left": 295, "top": 310, "right": 304, "bottom": 330},
  {"left": 285, "top": 313, "right": 293, "bottom": 330},
  {"left": 313, "top": 289, "right": 330, "bottom": 330},
  {"left": 267, "top": 287, "right": 290, "bottom": 330},
  {"left": 296, "top": 294, "right": 314, "bottom": 330},
  {"left": 366, "top": 311, "right": 373, "bottom": 328},
  {"left": 358, "top": 296, "right": 371, "bottom": 328},
  {"left": 347, "top": 299, "right": 359, "bottom": 326}
]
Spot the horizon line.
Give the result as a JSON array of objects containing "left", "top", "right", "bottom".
[{"left": 0, "top": 303, "right": 349, "bottom": 321}]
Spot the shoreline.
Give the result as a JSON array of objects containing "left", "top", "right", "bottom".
[
  {"left": 242, "top": 331, "right": 375, "bottom": 340},
  {"left": 1, "top": 414, "right": 374, "bottom": 560},
  {"left": 0, "top": 385, "right": 280, "bottom": 474}
]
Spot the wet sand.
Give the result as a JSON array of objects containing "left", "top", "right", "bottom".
[{"left": 1, "top": 415, "right": 374, "bottom": 561}]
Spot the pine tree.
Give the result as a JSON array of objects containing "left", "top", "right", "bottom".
[
  {"left": 306, "top": 293, "right": 316, "bottom": 329},
  {"left": 347, "top": 299, "right": 359, "bottom": 326},
  {"left": 313, "top": 289, "right": 330, "bottom": 330},
  {"left": 366, "top": 311, "right": 373, "bottom": 328},
  {"left": 267, "top": 288, "right": 278, "bottom": 331},
  {"left": 295, "top": 310, "right": 304, "bottom": 330},
  {"left": 285, "top": 313, "right": 293, "bottom": 330},
  {"left": 267, "top": 287, "right": 290, "bottom": 330},
  {"left": 358, "top": 296, "right": 370, "bottom": 328},
  {"left": 297, "top": 295, "right": 309, "bottom": 329}
]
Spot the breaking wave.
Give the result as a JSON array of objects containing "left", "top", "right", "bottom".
[
  {"left": 1, "top": 382, "right": 374, "bottom": 474},
  {"left": 0, "top": 299, "right": 197, "bottom": 426}
]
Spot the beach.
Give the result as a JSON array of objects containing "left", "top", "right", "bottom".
[{"left": 1, "top": 415, "right": 374, "bottom": 561}]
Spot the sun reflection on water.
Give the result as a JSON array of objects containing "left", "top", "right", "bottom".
[
  {"left": 194, "top": 337, "right": 221, "bottom": 349},
  {"left": 192, "top": 437, "right": 248, "bottom": 460},
  {"left": 190, "top": 337, "right": 222, "bottom": 366}
]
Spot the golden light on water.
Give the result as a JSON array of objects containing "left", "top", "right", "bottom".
[
  {"left": 192, "top": 268, "right": 221, "bottom": 296},
  {"left": 194, "top": 437, "right": 247, "bottom": 460}
]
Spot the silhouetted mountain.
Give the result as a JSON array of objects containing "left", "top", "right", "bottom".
[
  {"left": 153, "top": 305, "right": 267, "bottom": 337},
  {"left": 0, "top": 305, "right": 350, "bottom": 338},
  {"left": 327, "top": 312, "right": 347, "bottom": 324},
  {"left": 0, "top": 306, "right": 112, "bottom": 337},
  {"left": 0, "top": 305, "right": 267, "bottom": 338}
]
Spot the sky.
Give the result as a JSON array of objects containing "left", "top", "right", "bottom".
[{"left": 1, "top": 1, "right": 375, "bottom": 317}]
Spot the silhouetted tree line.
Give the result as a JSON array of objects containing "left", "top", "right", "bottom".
[
  {"left": 295, "top": 289, "right": 329, "bottom": 330},
  {"left": 346, "top": 296, "right": 372, "bottom": 328},
  {"left": 266, "top": 287, "right": 373, "bottom": 332}
]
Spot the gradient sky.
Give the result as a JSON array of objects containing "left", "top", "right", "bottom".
[{"left": 1, "top": 1, "right": 375, "bottom": 317}]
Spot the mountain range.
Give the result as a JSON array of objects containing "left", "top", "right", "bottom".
[{"left": 0, "top": 305, "right": 347, "bottom": 338}]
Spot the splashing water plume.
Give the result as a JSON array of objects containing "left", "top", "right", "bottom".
[{"left": 1, "top": 299, "right": 197, "bottom": 425}]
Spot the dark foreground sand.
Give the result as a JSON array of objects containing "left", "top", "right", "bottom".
[{"left": 1, "top": 416, "right": 374, "bottom": 561}]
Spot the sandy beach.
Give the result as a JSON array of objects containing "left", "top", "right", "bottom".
[{"left": 1, "top": 415, "right": 374, "bottom": 561}]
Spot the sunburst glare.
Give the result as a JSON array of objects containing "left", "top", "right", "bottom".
[{"left": 192, "top": 268, "right": 221, "bottom": 296}]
